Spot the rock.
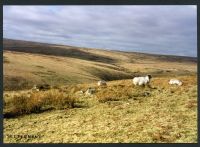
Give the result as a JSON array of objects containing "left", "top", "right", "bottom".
[
  {"left": 85, "top": 87, "right": 96, "bottom": 95},
  {"left": 32, "top": 84, "right": 51, "bottom": 91},
  {"left": 97, "top": 80, "right": 107, "bottom": 86},
  {"left": 75, "top": 90, "right": 84, "bottom": 96}
]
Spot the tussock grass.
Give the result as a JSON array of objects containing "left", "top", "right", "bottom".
[
  {"left": 96, "top": 84, "right": 152, "bottom": 102},
  {"left": 3, "top": 89, "right": 79, "bottom": 118},
  {"left": 3, "top": 76, "right": 197, "bottom": 143},
  {"left": 3, "top": 39, "right": 197, "bottom": 143}
]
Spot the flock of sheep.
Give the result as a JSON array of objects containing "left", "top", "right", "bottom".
[
  {"left": 82, "top": 75, "right": 182, "bottom": 95},
  {"left": 32, "top": 75, "right": 183, "bottom": 94},
  {"left": 134, "top": 75, "right": 182, "bottom": 86},
  {"left": 98, "top": 75, "right": 182, "bottom": 87}
]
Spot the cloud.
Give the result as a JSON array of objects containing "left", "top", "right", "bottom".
[{"left": 3, "top": 5, "right": 197, "bottom": 57}]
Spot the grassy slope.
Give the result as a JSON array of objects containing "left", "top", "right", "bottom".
[
  {"left": 3, "top": 39, "right": 197, "bottom": 90},
  {"left": 3, "top": 39, "right": 197, "bottom": 143},
  {"left": 4, "top": 75, "right": 197, "bottom": 143}
]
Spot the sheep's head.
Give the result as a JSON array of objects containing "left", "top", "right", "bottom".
[{"left": 147, "top": 75, "right": 152, "bottom": 80}]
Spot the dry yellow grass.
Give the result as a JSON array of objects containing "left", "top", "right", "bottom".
[
  {"left": 3, "top": 49, "right": 196, "bottom": 91},
  {"left": 3, "top": 39, "right": 197, "bottom": 143},
  {"left": 3, "top": 51, "right": 132, "bottom": 90},
  {"left": 3, "top": 89, "right": 79, "bottom": 118},
  {"left": 3, "top": 75, "right": 197, "bottom": 143},
  {"left": 3, "top": 39, "right": 197, "bottom": 91}
]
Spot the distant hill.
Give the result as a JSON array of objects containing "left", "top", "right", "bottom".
[{"left": 3, "top": 38, "right": 197, "bottom": 90}]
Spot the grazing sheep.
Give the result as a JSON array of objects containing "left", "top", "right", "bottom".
[
  {"left": 97, "top": 80, "right": 107, "bottom": 86},
  {"left": 169, "top": 79, "right": 182, "bottom": 86},
  {"left": 133, "top": 75, "right": 152, "bottom": 86}
]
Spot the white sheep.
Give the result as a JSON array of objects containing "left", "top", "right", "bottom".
[
  {"left": 169, "top": 79, "right": 182, "bottom": 86},
  {"left": 97, "top": 80, "right": 107, "bottom": 86},
  {"left": 133, "top": 75, "right": 152, "bottom": 86}
]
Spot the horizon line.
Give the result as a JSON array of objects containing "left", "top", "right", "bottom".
[{"left": 3, "top": 37, "right": 197, "bottom": 58}]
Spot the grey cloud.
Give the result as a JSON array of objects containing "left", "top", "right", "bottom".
[{"left": 3, "top": 5, "right": 197, "bottom": 57}]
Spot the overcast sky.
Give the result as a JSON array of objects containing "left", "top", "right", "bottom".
[{"left": 3, "top": 6, "right": 197, "bottom": 57}]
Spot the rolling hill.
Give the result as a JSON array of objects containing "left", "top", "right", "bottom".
[
  {"left": 3, "top": 38, "right": 197, "bottom": 91},
  {"left": 3, "top": 38, "right": 197, "bottom": 143}
]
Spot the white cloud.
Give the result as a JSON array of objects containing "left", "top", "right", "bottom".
[{"left": 3, "top": 5, "right": 197, "bottom": 57}]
